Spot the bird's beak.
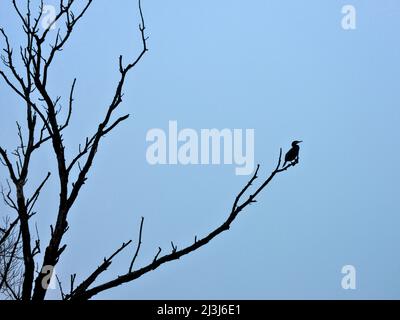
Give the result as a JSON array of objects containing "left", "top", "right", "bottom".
[{"left": 298, "top": 141, "right": 303, "bottom": 144}]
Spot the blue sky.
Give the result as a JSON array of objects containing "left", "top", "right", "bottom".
[{"left": 1, "top": 0, "right": 400, "bottom": 299}]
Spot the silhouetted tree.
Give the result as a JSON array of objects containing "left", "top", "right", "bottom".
[
  {"left": 0, "top": 216, "right": 23, "bottom": 299},
  {"left": 0, "top": 0, "right": 298, "bottom": 300}
]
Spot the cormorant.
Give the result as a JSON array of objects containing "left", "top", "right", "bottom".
[{"left": 283, "top": 140, "right": 302, "bottom": 167}]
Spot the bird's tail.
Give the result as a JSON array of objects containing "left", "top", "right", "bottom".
[{"left": 282, "top": 161, "right": 287, "bottom": 168}]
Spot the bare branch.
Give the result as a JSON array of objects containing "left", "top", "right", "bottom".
[
  {"left": 0, "top": 226, "right": 22, "bottom": 299},
  {"left": 26, "top": 172, "right": 51, "bottom": 214},
  {"left": 55, "top": 274, "right": 65, "bottom": 300},
  {"left": 129, "top": 217, "right": 144, "bottom": 273},
  {"left": 66, "top": 240, "right": 132, "bottom": 299},
  {"left": 102, "top": 114, "right": 130, "bottom": 136},
  {"left": 68, "top": 152, "right": 298, "bottom": 300},
  {"left": 59, "top": 78, "right": 76, "bottom": 130},
  {"left": 70, "top": 273, "right": 76, "bottom": 296},
  {"left": 66, "top": 0, "right": 149, "bottom": 213},
  {"left": 31, "top": 223, "right": 40, "bottom": 257},
  {"left": 153, "top": 247, "right": 162, "bottom": 263},
  {"left": 40, "top": 0, "right": 93, "bottom": 86},
  {"left": 1, "top": 181, "right": 18, "bottom": 211},
  {"left": 0, "top": 217, "right": 19, "bottom": 248},
  {"left": 0, "top": 148, "right": 18, "bottom": 184}
]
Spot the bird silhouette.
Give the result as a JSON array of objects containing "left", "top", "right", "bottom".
[{"left": 283, "top": 140, "right": 302, "bottom": 168}]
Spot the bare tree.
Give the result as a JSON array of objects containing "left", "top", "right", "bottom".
[
  {"left": 0, "top": 216, "right": 23, "bottom": 299},
  {"left": 0, "top": 0, "right": 299, "bottom": 301}
]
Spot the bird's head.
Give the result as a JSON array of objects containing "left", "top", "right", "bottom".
[{"left": 291, "top": 140, "right": 302, "bottom": 146}]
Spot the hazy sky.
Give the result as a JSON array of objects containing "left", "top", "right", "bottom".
[{"left": 1, "top": 0, "right": 400, "bottom": 299}]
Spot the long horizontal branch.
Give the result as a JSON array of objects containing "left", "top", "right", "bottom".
[{"left": 69, "top": 150, "right": 297, "bottom": 300}]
